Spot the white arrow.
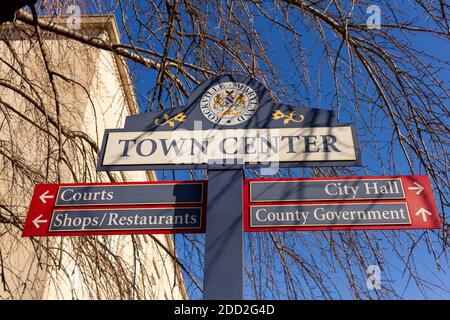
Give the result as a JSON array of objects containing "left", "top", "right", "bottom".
[
  {"left": 33, "top": 214, "right": 48, "bottom": 229},
  {"left": 408, "top": 182, "right": 424, "bottom": 195},
  {"left": 39, "top": 190, "right": 54, "bottom": 204},
  {"left": 415, "top": 208, "right": 432, "bottom": 222}
]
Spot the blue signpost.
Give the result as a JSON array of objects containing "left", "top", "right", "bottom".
[
  {"left": 94, "top": 74, "right": 361, "bottom": 300},
  {"left": 21, "top": 73, "right": 441, "bottom": 300},
  {"left": 204, "top": 168, "right": 244, "bottom": 299}
]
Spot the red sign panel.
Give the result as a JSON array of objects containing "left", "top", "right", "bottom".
[
  {"left": 22, "top": 181, "right": 207, "bottom": 237},
  {"left": 244, "top": 175, "right": 441, "bottom": 232}
]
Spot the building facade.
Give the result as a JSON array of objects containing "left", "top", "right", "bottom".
[{"left": 0, "top": 15, "right": 185, "bottom": 299}]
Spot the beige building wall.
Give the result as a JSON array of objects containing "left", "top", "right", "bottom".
[{"left": 0, "top": 15, "right": 185, "bottom": 300}]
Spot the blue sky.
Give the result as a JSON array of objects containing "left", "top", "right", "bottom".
[{"left": 111, "top": 1, "right": 449, "bottom": 299}]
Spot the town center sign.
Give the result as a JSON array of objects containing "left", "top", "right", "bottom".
[
  {"left": 96, "top": 74, "right": 361, "bottom": 170},
  {"left": 22, "top": 74, "right": 440, "bottom": 301}
]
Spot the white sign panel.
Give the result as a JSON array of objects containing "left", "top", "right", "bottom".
[{"left": 102, "top": 126, "right": 357, "bottom": 166}]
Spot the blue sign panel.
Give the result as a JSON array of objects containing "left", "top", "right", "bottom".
[
  {"left": 249, "top": 203, "right": 411, "bottom": 228},
  {"left": 49, "top": 207, "right": 203, "bottom": 232},
  {"left": 250, "top": 178, "right": 405, "bottom": 202},
  {"left": 55, "top": 183, "right": 204, "bottom": 206}
]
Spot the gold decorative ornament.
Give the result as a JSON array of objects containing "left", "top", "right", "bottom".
[
  {"left": 272, "top": 109, "right": 304, "bottom": 125},
  {"left": 155, "top": 112, "right": 187, "bottom": 127}
]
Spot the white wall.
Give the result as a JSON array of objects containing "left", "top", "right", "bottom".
[{"left": 0, "top": 17, "right": 185, "bottom": 300}]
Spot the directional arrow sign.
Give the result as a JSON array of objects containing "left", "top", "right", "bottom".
[
  {"left": 415, "top": 208, "right": 432, "bottom": 222},
  {"left": 48, "top": 207, "right": 203, "bottom": 234},
  {"left": 39, "top": 190, "right": 54, "bottom": 204},
  {"left": 244, "top": 175, "right": 441, "bottom": 232},
  {"left": 22, "top": 181, "right": 207, "bottom": 237},
  {"left": 408, "top": 182, "right": 424, "bottom": 195},
  {"left": 33, "top": 214, "right": 48, "bottom": 228}
]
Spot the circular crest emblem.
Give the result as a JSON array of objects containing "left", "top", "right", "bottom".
[{"left": 200, "top": 82, "right": 259, "bottom": 125}]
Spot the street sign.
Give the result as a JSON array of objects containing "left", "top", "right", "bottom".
[
  {"left": 54, "top": 183, "right": 204, "bottom": 206},
  {"left": 100, "top": 125, "right": 359, "bottom": 167},
  {"left": 244, "top": 175, "right": 441, "bottom": 232},
  {"left": 249, "top": 177, "right": 405, "bottom": 201},
  {"left": 97, "top": 74, "right": 361, "bottom": 171},
  {"left": 22, "top": 181, "right": 207, "bottom": 237},
  {"left": 94, "top": 73, "right": 362, "bottom": 300},
  {"left": 20, "top": 73, "right": 445, "bottom": 301}
]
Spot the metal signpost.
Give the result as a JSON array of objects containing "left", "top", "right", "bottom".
[
  {"left": 94, "top": 74, "right": 361, "bottom": 300},
  {"left": 21, "top": 74, "right": 441, "bottom": 300},
  {"left": 203, "top": 168, "right": 244, "bottom": 299}
]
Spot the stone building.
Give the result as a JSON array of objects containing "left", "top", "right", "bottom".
[{"left": 0, "top": 15, "right": 185, "bottom": 299}]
